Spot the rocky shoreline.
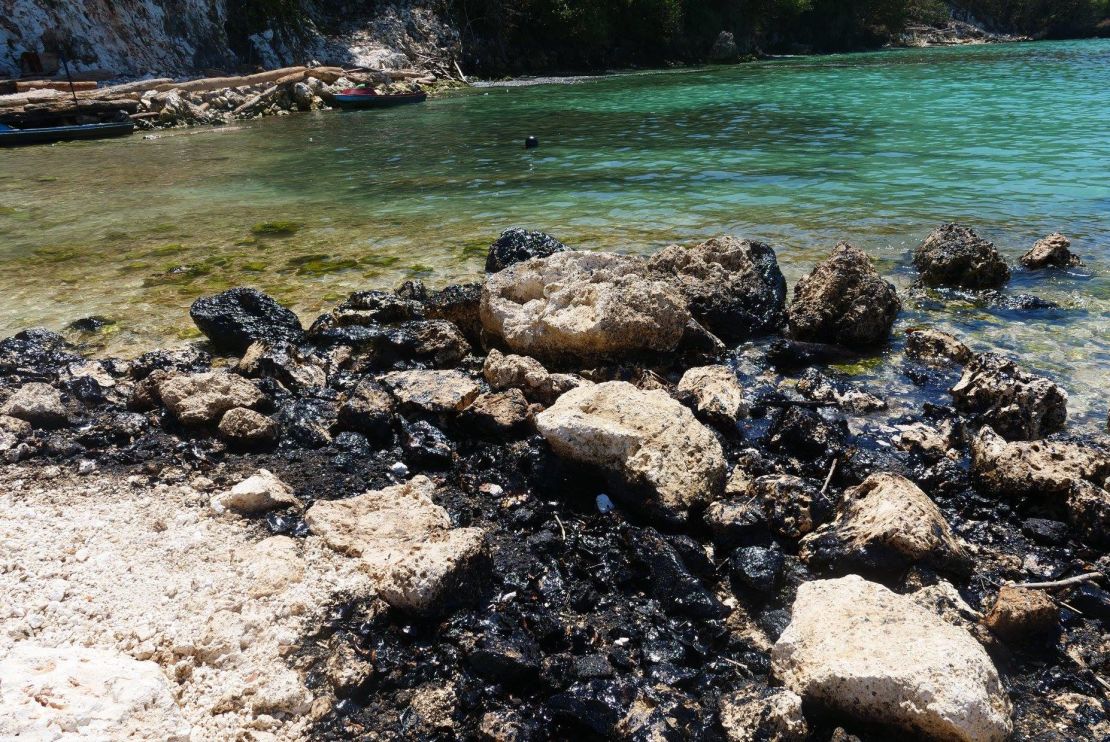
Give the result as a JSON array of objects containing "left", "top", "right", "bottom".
[{"left": 1, "top": 225, "right": 1108, "bottom": 740}]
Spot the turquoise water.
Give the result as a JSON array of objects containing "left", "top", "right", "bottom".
[{"left": 0, "top": 40, "right": 1107, "bottom": 428}]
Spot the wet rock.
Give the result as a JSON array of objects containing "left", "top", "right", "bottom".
[
  {"left": 1020, "top": 517, "right": 1070, "bottom": 545},
  {"left": 628, "top": 527, "right": 729, "bottom": 618},
  {"left": 801, "top": 472, "right": 971, "bottom": 578},
  {"left": 951, "top": 353, "right": 1067, "bottom": 440},
  {"left": 772, "top": 575, "right": 1012, "bottom": 742},
  {"left": 0, "top": 328, "right": 81, "bottom": 377},
  {"left": 729, "top": 545, "right": 785, "bottom": 594},
  {"left": 704, "top": 496, "right": 770, "bottom": 548},
  {"left": 381, "top": 369, "right": 480, "bottom": 415},
  {"left": 675, "top": 365, "right": 747, "bottom": 427},
  {"left": 914, "top": 223, "right": 1011, "bottom": 289},
  {"left": 481, "top": 251, "right": 690, "bottom": 362},
  {"left": 478, "top": 709, "right": 535, "bottom": 741},
  {"left": 420, "top": 282, "right": 483, "bottom": 346},
  {"left": 305, "top": 476, "right": 487, "bottom": 614},
  {"left": 985, "top": 291, "right": 1059, "bottom": 311},
  {"left": 189, "top": 287, "right": 305, "bottom": 353},
  {"left": 459, "top": 389, "right": 530, "bottom": 436},
  {"left": 276, "top": 397, "right": 335, "bottom": 448},
  {"left": 212, "top": 469, "right": 300, "bottom": 514},
  {"left": 548, "top": 679, "right": 637, "bottom": 736},
  {"left": 1067, "top": 480, "right": 1110, "bottom": 547},
  {"left": 481, "top": 348, "right": 580, "bottom": 404},
  {"left": 217, "top": 407, "right": 280, "bottom": 445},
  {"left": 982, "top": 586, "right": 1058, "bottom": 641},
  {"left": 905, "top": 327, "right": 972, "bottom": 366},
  {"left": 485, "top": 227, "right": 567, "bottom": 272},
  {"left": 1021, "top": 232, "right": 1081, "bottom": 269},
  {"left": 786, "top": 242, "right": 901, "bottom": 348},
  {"left": 468, "top": 632, "right": 542, "bottom": 682},
  {"left": 0, "top": 382, "right": 68, "bottom": 428},
  {"left": 648, "top": 236, "right": 787, "bottom": 341},
  {"left": 718, "top": 684, "right": 808, "bottom": 742},
  {"left": 400, "top": 418, "right": 454, "bottom": 468},
  {"left": 337, "top": 378, "right": 395, "bottom": 444},
  {"left": 796, "top": 368, "right": 887, "bottom": 413},
  {"left": 766, "top": 338, "right": 860, "bottom": 371},
  {"left": 308, "top": 311, "right": 470, "bottom": 368},
  {"left": 766, "top": 406, "right": 846, "bottom": 460},
  {"left": 158, "top": 371, "right": 265, "bottom": 426},
  {"left": 535, "top": 381, "right": 726, "bottom": 523},
  {"left": 752, "top": 475, "right": 830, "bottom": 539},
  {"left": 894, "top": 421, "right": 956, "bottom": 461},
  {"left": 237, "top": 341, "right": 325, "bottom": 391},
  {"left": 0, "top": 644, "right": 190, "bottom": 740},
  {"left": 969, "top": 426, "right": 1110, "bottom": 496}
]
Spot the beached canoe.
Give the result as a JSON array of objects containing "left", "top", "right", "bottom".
[
  {"left": 0, "top": 120, "right": 135, "bottom": 147},
  {"left": 333, "top": 90, "right": 428, "bottom": 110}
]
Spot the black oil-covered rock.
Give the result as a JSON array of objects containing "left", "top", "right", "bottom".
[
  {"left": 485, "top": 228, "right": 568, "bottom": 272},
  {"left": 190, "top": 287, "right": 305, "bottom": 353},
  {"left": 914, "top": 223, "right": 1011, "bottom": 289}
]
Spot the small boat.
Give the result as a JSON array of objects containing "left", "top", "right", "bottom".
[
  {"left": 333, "top": 88, "right": 427, "bottom": 110},
  {"left": 0, "top": 120, "right": 135, "bottom": 147}
]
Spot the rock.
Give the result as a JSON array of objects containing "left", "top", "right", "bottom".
[
  {"left": 729, "top": 545, "right": 785, "bottom": 594},
  {"left": 951, "top": 354, "right": 1067, "bottom": 440},
  {"left": 704, "top": 496, "right": 769, "bottom": 548},
  {"left": 718, "top": 685, "right": 807, "bottom": 742},
  {"left": 647, "top": 236, "right": 787, "bottom": 341},
  {"left": 894, "top": 421, "right": 955, "bottom": 460},
  {"left": 459, "top": 389, "right": 530, "bottom": 436},
  {"left": 982, "top": 586, "right": 1058, "bottom": 641},
  {"left": 213, "top": 469, "right": 300, "bottom": 514},
  {"left": 469, "top": 633, "right": 542, "bottom": 682},
  {"left": 708, "top": 31, "right": 741, "bottom": 63},
  {"left": 795, "top": 368, "right": 887, "bottom": 413},
  {"left": 675, "top": 365, "right": 747, "bottom": 427},
  {"left": 480, "top": 251, "right": 691, "bottom": 362},
  {"left": 0, "top": 382, "right": 68, "bottom": 428},
  {"left": 309, "top": 316, "right": 470, "bottom": 369},
  {"left": 421, "top": 282, "right": 483, "bottom": 346},
  {"left": 1020, "top": 517, "right": 1070, "bottom": 545},
  {"left": 772, "top": 575, "right": 1012, "bottom": 742},
  {"left": 628, "top": 527, "right": 729, "bottom": 618},
  {"left": 0, "top": 414, "right": 32, "bottom": 437},
  {"left": 801, "top": 472, "right": 971, "bottom": 577},
  {"left": 276, "top": 397, "right": 335, "bottom": 448},
  {"left": 752, "top": 475, "right": 830, "bottom": 539},
  {"left": 304, "top": 476, "right": 487, "bottom": 614},
  {"left": 158, "top": 371, "right": 265, "bottom": 426},
  {"left": 1021, "top": 233, "right": 1081, "bottom": 269},
  {"left": 217, "top": 406, "right": 280, "bottom": 445},
  {"left": 914, "top": 223, "right": 1010, "bottom": 289},
  {"left": 786, "top": 242, "right": 901, "bottom": 348},
  {"left": 535, "top": 381, "right": 726, "bottom": 523},
  {"left": 234, "top": 535, "right": 304, "bottom": 598},
  {"left": 189, "top": 287, "right": 305, "bottom": 353},
  {"left": 905, "top": 327, "right": 972, "bottom": 366},
  {"left": 969, "top": 426, "right": 1110, "bottom": 497},
  {"left": 380, "top": 370, "right": 480, "bottom": 415},
  {"left": 766, "top": 338, "right": 859, "bottom": 371},
  {"left": 337, "top": 378, "right": 395, "bottom": 444},
  {"left": 407, "top": 683, "right": 458, "bottom": 733},
  {"left": 482, "top": 348, "right": 580, "bottom": 404},
  {"left": 237, "top": 341, "right": 325, "bottom": 391},
  {"left": 766, "top": 406, "right": 846, "bottom": 460},
  {"left": 1067, "top": 480, "right": 1110, "bottom": 547},
  {"left": 325, "top": 639, "right": 373, "bottom": 697},
  {"left": 485, "top": 228, "right": 567, "bottom": 272},
  {"left": 0, "top": 644, "right": 190, "bottom": 740}
]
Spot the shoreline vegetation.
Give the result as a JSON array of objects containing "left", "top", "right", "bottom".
[{"left": 1, "top": 226, "right": 1108, "bottom": 738}]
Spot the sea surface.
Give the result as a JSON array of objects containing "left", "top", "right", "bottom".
[{"left": 1, "top": 40, "right": 1107, "bottom": 429}]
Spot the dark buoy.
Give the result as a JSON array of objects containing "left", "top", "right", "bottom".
[{"left": 524, "top": 135, "right": 539, "bottom": 150}]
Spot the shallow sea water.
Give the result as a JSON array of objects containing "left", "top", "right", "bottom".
[{"left": 0, "top": 40, "right": 1107, "bottom": 428}]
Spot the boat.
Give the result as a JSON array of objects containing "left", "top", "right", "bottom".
[
  {"left": 333, "top": 88, "right": 427, "bottom": 110},
  {"left": 0, "top": 120, "right": 135, "bottom": 147}
]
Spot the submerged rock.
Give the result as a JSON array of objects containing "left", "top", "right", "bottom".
[
  {"left": 648, "top": 236, "right": 787, "bottom": 342},
  {"left": 904, "top": 327, "right": 972, "bottom": 366},
  {"left": 914, "top": 223, "right": 1010, "bottom": 289},
  {"left": 675, "top": 365, "right": 747, "bottom": 428},
  {"left": 772, "top": 575, "right": 1012, "bottom": 742},
  {"left": 535, "top": 381, "right": 726, "bottom": 523},
  {"left": 1021, "top": 232, "right": 1081, "bottom": 269},
  {"left": 800, "top": 472, "right": 971, "bottom": 577},
  {"left": 485, "top": 228, "right": 567, "bottom": 273},
  {"left": 951, "top": 354, "right": 1068, "bottom": 440},
  {"left": 158, "top": 371, "right": 266, "bottom": 426},
  {"left": 481, "top": 251, "right": 690, "bottom": 363},
  {"left": 190, "top": 287, "right": 305, "bottom": 353},
  {"left": 786, "top": 242, "right": 901, "bottom": 348},
  {"left": 0, "top": 382, "right": 68, "bottom": 428}
]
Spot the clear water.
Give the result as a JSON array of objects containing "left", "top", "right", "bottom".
[{"left": 1, "top": 40, "right": 1107, "bottom": 429}]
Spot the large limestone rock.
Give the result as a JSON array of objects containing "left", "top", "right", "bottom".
[
  {"left": 786, "top": 243, "right": 901, "bottom": 348},
  {"left": 480, "top": 251, "right": 691, "bottom": 362},
  {"left": 914, "top": 223, "right": 1011, "bottom": 289},
  {"left": 534, "top": 381, "right": 726, "bottom": 522},
  {"left": 158, "top": 371, "right": 266, "bottom": 426},
  {"left": 0, "top": 644, "right": 190, "bottom": 740},
  {"left": 1021, "top": 233, "right": 1081, "bottom": 269},
  {"left": 801, "top": 472, "right": 971, "bottom": 576},
  {"left": 647, "top": 236, "right": 787, "bottom": 342},
  {"left": 969, "top": 426, "right": 1110, "bottom": 497},
  {"left": 0, "top": 382, "right": 68, "bottom": 428},
  {"left": 772, "top": 575, "right": 1012, "bottom": 742},
  {"left": 189, "top": 287, "right": 305, "bottom": 354},
  {"left": 304, "top": 476, "right": 487, "bottom": 613},
  {"left": 951, "top": 354, "right": 1067, "bottom": 440}
]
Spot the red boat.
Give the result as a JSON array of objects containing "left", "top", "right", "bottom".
[{"left": 333, "top": 88, "right": 428, "bottom": 110}]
